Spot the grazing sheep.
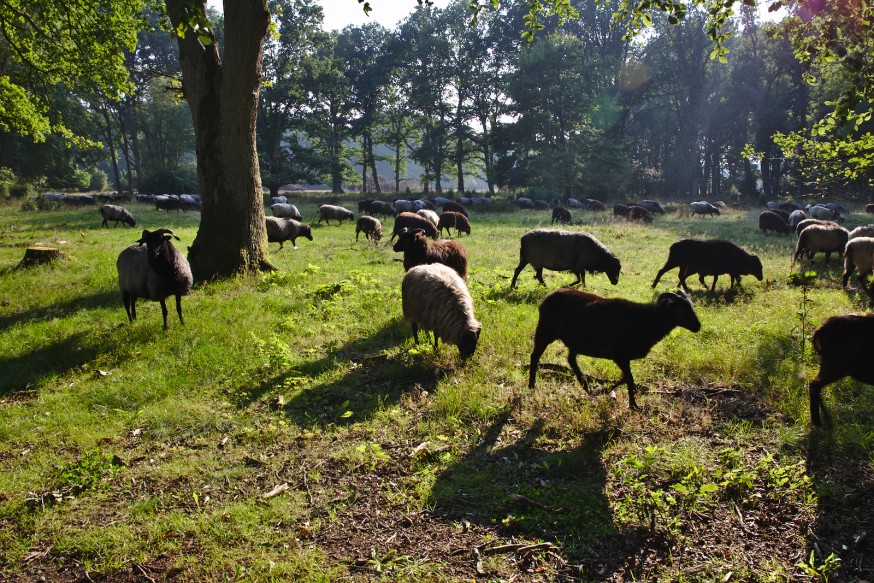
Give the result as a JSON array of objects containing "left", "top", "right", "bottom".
[
  {"left": 415, "top": 199, "right": 437, "bottom": 211},
  {"left": 841, "top": 237, "right": 874, "bottom": 301},
  {"left": 179, "top": 196, "right": 201, "bottom": 212},
  {"left": 809, "top": 313, "right": 874, "bottom": 426},
  {"left": 437, "top": 211, "right": 471, "bottom": 237},
  {"left": 583, "top": 199, "right": 606, "bottom": 211},
  {"left": 637, "top": 200, "right": 665, "bottom": 214},
  {"left": 394, "top": 199, "right": 418, "bottom": 213},
  {"left": 393, "top": 228, "right": 468, "bottom": 280},
  {"left": 652, "top": 239, "right": 763, "bottom": 292},
  {"left": 551, "top": 207, "right": 572, "bottom": 225},
  {"left": 805, "top": 204, "right": 837, "bottom": 220},
  {"left": 416, "top": 209, "right": 440, "bottom": 226},
  {"left": 357, "top": 199, "right": 374, "bottom": 213},
  {"left": 793, "top": 224, "right": 849, "bottom": 265},
  {"left": 777, "top": 202, "right": 803, "bottom": 212},
  {"left": 824, "top": 202, "right": 849, "bottom": 218},
  {"left": 401, "top": 263, "right": 481, "bottom": 359},
  {"left": 689, "top": 201, "right": 720, "bottom": 217},
  {"left": 614, "top": 204, "right": 652, "bottom": 222},
  {"left": 458, "top": 197, "right": 473, "bottom": 206},
  {"left": 795, "top": 218, "right": 837, "bottom": 236},
  {"left": 270, "top": 203, "right": 302, "bottom": 220},
  {"left": 758, "top": 210, "right": 792, "bottom": 235},
  {"left": 265, "top": 216, "right": 312, "bottom": 250},
  {"left": 767, "top": 207, "right": 791, "bottom": 222},
  {"left": 136, "top": 194, "right": 155, "bottom": 204},
  {"left": 534, "top": 199, "right": 551, "bottom": 210},
  {"left": 391, "top": 212, "right": 439, "bottom": 241},
  {"left": 442, "top": 201, "right": 468, "bottom": 216},
  {"left": 154, "top": 195, "right": 181, "bottom": 212},
  {"left": 271, "top": 196, "right": 288, "bottom": 205},
  {"left": 866, "top": 203, "right": 874, "bottom": 214},
  {"left": 528, "top": 289, "right": 701, "bottom": 410},
  {"left": 116, "top": 228, "right": 193, "bottom": 330},
  {"left": 510, "top": 229, "right": 621, "bottom": 289},
  {"left": 363, "top": 200, "right": 396, "bottom": 218},
  {"left": 432, "top": 196, "right": 450, "bottom": 207},
  {"left": 100, "top": 205, "right": 137, "bottom": 228},
  {"left": 318, "top": 204, "right": 355, "bottom": 225},
  {"left": 613, "top": 204, "right": 632, "bottom": 218},
  {"left": 513, "top": 197, "right": 535, "bottom": 210},
  {"left": 788, "top": 209, "right": 806, "bottom": 228},
  {"left": 567, "top": 198, "right": 583, "bottom": 209},
  {"left": 848, "top": 225, "right": 874, "bottom": 240},
  {"left": 355, "top": 216, "right": 383, "bottom": 242}
]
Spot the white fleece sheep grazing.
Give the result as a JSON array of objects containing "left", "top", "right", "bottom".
[
  {"left": 793, "top": 224, "right": 849, "bottom": 265},
  {"left": 401, "top": 263, "right": 481, "bottom": 358},
  {"left": 318, "top": 204, "right": 355, "bottom": 225},
  {"left": 842, "top": 236, "right": 874, "bottom": 303},
  {"left": 416, "top": 209, "right": 440, "bottom": 227}
]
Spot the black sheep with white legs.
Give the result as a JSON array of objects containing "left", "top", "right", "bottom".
[{"left": 528, "top": 289, "right": 701, "bottom": 409}]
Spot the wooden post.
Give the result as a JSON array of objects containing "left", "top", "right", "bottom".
[{"left": 17, "top": 247, "right": 69, "bottom": 268}]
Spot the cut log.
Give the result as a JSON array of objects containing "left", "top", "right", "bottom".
[{"left": 17, "top": 247, "right": 68, "bottom": 268}]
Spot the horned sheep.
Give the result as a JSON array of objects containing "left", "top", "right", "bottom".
[
  {"left": 401, "top": 263, "right": 482, "bottom": 359},
  {"left": 510, "top": 229, "right": 621, "bottom": 289},
  {"left": 393, "top": 228, "right": 468, "bottom": 280},
  {"left": 809, "top": 313, "right": 874, "bottom": 426},
  {"left": 318, "top": 204, "right": 355, "bottom": 225},
  {"left": 528, "top": 289, "right": 701, "bottom": 409},
  {"left": 116, "top": 228, "right": 193, "bottom": 330},
  {"left": 100, "top": 205, "right": 137, "bottom": 228},
  {"left": 265, "top": 216, "right": 312, "bottom": 250},
  {"left": 652, "top": 239, "right": 763, "bottom": 292},
  {"left": 391, "top": 212, "right": 438, "bottom": 241}
]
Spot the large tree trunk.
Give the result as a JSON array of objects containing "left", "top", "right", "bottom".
[{"left": 166, "top": 0, "right": 271, "bottom": 281}]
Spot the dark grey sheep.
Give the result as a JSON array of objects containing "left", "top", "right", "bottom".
[
  {"left": 652, "top": 239, "right": 763, "bottom": 292},
  {"left": 390, "top": 212, "right": 438, "bottom": 241},
  {"left": 793, "top": 224, "right": 848, "bottom": 265},
  {"left": 510, "top": 229, "right": 621, "bottom": 288},
  {"left": 100, "top": 205, "right": 137, "bottom": 228},
  {"left": 528, "top": 289, "right": 700, "bottom": 409},
  {"left": 266, "top": 216, "right": 312, "bottom": 250},
  {"left": 437, "top": 211, "right": 471, "bottom": 237},
  {"left": 551, "top": 207, "right": 572, "bottom": 225},
  {"left": 116, "top": 228, "right": 193, "bottom": 330},
  {"left": 318, "top": 204, "right": 355, "bottom": 225},
  {"left": 758, "top": 210, "right": 792, "bottom": 235},
  {"left": 355, "top": 216, "right": 382, "bottom": 242}
]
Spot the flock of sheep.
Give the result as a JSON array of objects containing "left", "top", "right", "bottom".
[{"left": 95, "top": 192, "right": 874, "bottom": 427}]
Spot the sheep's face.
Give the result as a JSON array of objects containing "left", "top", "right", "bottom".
[
  {"left": 748, "top": 256, "right": 764, "bottom": 280},
  {"left": 301, "top": 226, "right": 314, "bottom": 241},
  {"left": 659, "top": 292, "right": 701, "bottom": 332},
  {"left": 127, "top": 217, "right": 137, "bottom": 227},
  {"left": 605, "top": 257, "right": 621, "bottom": 285},
  {"left": 457, "top": 327, "right": 481, "bottom": 359}
]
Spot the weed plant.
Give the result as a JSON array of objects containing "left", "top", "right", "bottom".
[{"left": 0, "top": 196, "right": 872, "bottom": 580}]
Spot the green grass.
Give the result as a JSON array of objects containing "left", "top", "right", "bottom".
[{"left": 1, "top": 195, "right": 872, "bottom": 581}]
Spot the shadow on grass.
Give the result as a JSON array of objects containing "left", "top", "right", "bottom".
[
  {"left": 428, "top": 414, "right": 656, "bottom": 579},
  {"left": 805, "top": 425, "right": 874, "bottom": 582},
  {"left": 0, "top": 289, "right": 119, "bottom": 330},
  {"left": 237, "top": 318, "right": 444, "bottom": 428}
]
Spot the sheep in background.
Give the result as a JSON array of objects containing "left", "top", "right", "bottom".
[
  {"left": 402, "top": 263, "right": 481, "bottom": 359},
  {"left": 848, "top": 225, "right": 874, "bottom": 240},
  {"left": 795, "top": 218, "right": 837, "bottom": 236},
  {"left": 416, "top": 209, "right": 440, "bottom": 226},
  {"left": 390, "top": 212, "right": 438, "bottom": 241},
  {"left": 824, "top": 202, "right": 849, "bottom": 218},
  {"left": 318, "top": 204, "right": 355, "bottom": 225},
  {"left": 414, "top": 199, "right": 437, "bottom": 211},
  {"left": 841, "top": 237, "right": 874, "bottom": 303},
  {"left": 271, "top": 196, "right": 288, "bottom": 205},
  {"left": 767, "top": 207, "right": 791, "bottom": 222},
  {"left": 100, "top": 205, "right": 137, "bottom": 228},
  {"left": 528, "top": 289, "right": 700, "bottom": 410},
  {"left": 809, "top": 313, "right": 874, "bottom": 426},
  {"left": 513, "top": 197, "right": 535, "bottom": 210},
  {"left": 689, "top": 201, "right": 720, "bottom": 217},
  {"left": 355, "top": 216, "right": 382, "bottom": 243},
  {"left": 357, "top": 199, "right": 374, "bottom": 213},
  {"left": 116, "top": 228, "right": 193, "bottom": 330},
  {"left": 583, "top": 199, "right": 606, "bottom": 211},
  {"left": 437, "top": 211, "right": 471, "bottom": 237},
  {"left": 510, "top": 229, "right": 621, "bottom": 289},
  {"left": 866, "top": 204, "right": 874, "bottom": 214},
  {"left": 652, "top": 239, "right": 763, "bottom": 292},
  {"left": 551, "top": 207, "right": 572, "bottom": 225},
  {"left": 567, "top": 198, "right": 583, "bottom": 209},
  {"left": 534, "top": 199, "right": 551, "bottom": 210},
  {"left": 363, "top": 200, "right": 396, "bottom": 218},
  {"left": 758, "top": 210, "right": 792, "bottom": 235},
  {"left": 265, "top": 216, "right": 312, "bottom": 250},
  {"left": 442, "top": 201, "right": 468, "bottom": 216},
  {"left": 793, "top": 224, "right": 849, "bottom": 265},
  {"left": 154, "top": 195, "right": 181, "bottom": 212},
  {"left": 393, "top": 227, "right": 468, "bottom": 280},
  {"left": 394, "top": 199, "right": 417, "bottom": 213},
  {"left": 788, "top": 209, "right": 806, "bottom": 228},
  {"left": 271, "top": 203, "right": 302, "bottom": 221},
  {"left": 806, "top": 204, "right": 837, "bottom": 220},
  {"left": 637, "top": 200, "right": 665, "bottom": 214}
]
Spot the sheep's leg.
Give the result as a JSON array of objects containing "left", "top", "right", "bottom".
[
  {"left": 535, "top": 267, "right": 546, "bottom": 286},
  {"left": 567, "top": 352, "right": 591, "bottom": 393},
  {"left": 710, "top": 275, "right": 718, "bottom": 291},
  {"left": 616, "top": 360, "right": 639, "bottom": 410},
  {"left": 510, "top": 255, "right": 528, "bottom": 288},
  {"left": 842, "top": 263, "right": 856, "bottom": 287},
  {"left": 651, "top": 262, "right": 673, "bottom": 288},
  {"left": 527, "top": 330, "right": 553, "bottom": 389},
  {"left": 678, "top": 267, "right": 690, "bottom": 292},
  {"left": 809, "top": 375, "right": 837, "bottom": 427},
  {"left": 411, "top": 323, "right": 420, "bottom": 344},
  {"left": 432, "top": 331, "right": 439, "bottom": 351},
  {"left": 824, "top": 252, "right": 831, "bottom": 264},
  {"left": 175, "top": 295, "right": 185, "bottom": 325},
  {"left": 160, "top": 299, "right": 169, "bottom": 330},
  {"left": 123, "top": 293, "right": 135, "bottom": 323}
]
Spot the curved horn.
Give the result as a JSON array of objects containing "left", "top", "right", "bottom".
[{"left": 153, "top": 228, "right": 181, "bottom": 241}]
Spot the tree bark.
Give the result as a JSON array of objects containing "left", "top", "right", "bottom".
[{"left": 166, "top": 0, "right": 272, "bottom": 281}]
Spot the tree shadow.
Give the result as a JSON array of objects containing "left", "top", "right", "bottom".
[
  {"left": 234, "top": 318, "right": 446, "bottom": 429},
  {"left": 1, "top": 331, "right": 100, "bottom": 396},
  {"left": 0, "top": 289, "right": 119, "bottom": 330},
  {"left": 427, "top": 414, "right": 658, "bottom": 579}
]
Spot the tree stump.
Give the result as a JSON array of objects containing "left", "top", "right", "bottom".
[{"left": 17, "top": 247, "right": 68, "bottom": 268}]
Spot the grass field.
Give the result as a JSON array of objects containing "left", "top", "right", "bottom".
[{"left": 0, "top": 194, "right": 872, "bottom": 581}]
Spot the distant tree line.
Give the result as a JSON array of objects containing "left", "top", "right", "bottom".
[{"left": 1, "top": 0, "right": 870, "bottom": 204}]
